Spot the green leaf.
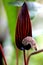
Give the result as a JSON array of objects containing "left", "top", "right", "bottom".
[{"left": 3, "top": 0, "right": 18, "bottom": 43}]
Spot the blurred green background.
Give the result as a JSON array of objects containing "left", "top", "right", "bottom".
[{"left": 0, "top": 0, "right": 43, "bottom": 65}]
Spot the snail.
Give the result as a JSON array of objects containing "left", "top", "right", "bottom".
[{"left": 22, "top": 36, "right": 37, "bottom": 50}]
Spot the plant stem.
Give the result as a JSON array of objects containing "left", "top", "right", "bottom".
[
  {"left": 0, "top": 44, "right": 7, "bottom": 65},
  {"left": 27, "top": 49, "right": 43, "bottom": 64},
  {"left": 16, "top": 47, "right": 19, "bottom": 65},
  {"left": 23, "top": 50, "right": 28, "bottom": 65}
]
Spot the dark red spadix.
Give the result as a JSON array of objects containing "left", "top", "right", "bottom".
[{"left": 15, "top": 2, "right": 32, "bottom": 50}]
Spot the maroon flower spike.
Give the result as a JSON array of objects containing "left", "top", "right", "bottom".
[{"left": 15, "top": 2, "right": 32, "bottom": 50}]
